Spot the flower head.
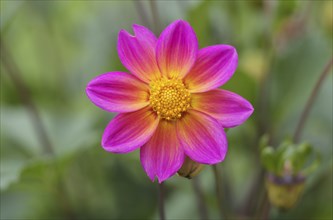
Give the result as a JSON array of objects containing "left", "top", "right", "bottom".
[{"left": 86, "top": 20, "right": 254, "bottom": 183}]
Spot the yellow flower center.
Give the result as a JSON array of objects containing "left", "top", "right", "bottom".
[{"left": 149, "top": 78, "right": 191, "bottom": 120}]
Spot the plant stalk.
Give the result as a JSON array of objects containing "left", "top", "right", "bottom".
[
  {"left": 134, "top": 0, "right": 151, "bottom": 28},
  {"left": 149, "top": 0, "right": 161, "bottom": 34},
  {"left": 0, "top": 37, "right": 76, "bottom": 220},
  {"left": 158, "top": 182, "right": 166, "bottom": 220},
  {"left": 212, "top": 164, "right": 228, "bottom": 220},
  {"left": 192, "top": 177, "right": 209, "bottom": 220},
  {"left": 259, "top": 57, "right": 332, "bottom": 220},
  {"left": 0, "top": 39, "right": 54, "bottom": 155},
  {"left": 293, "top": 58, "right": 333, "bottom": 143}
]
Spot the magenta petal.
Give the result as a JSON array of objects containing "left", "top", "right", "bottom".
[
  {"left": 184, "top": 45, "right": 238, "bottom": 93},
  {"left": 192, "top": 89, "right": 254, "bottom": 128},
  {"left": 156, "top": 20, "right": 198, "bottom": 79},
  {"left": 177, "top": 110, "right": 227, "bottom": 164},
  {"left": 117, "top": 24, "right": 161, "bottom": 83},
  {"left": 140, "top": 120, "right": 185, "bottom": 183},
  {"left": 102, "top": 106, "right": 159, "bottom": 153},
  {"left": 86, "top": 72, "right": 149, "bottom": 113}
]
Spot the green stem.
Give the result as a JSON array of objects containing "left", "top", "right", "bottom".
[
  {"left": 249, "top": 2, "right": 313, "bottom": 218},
  {"left": 212, "top": 164, "right": 228, "bottom": 220},
  {"left": 158, "top": 182, "right": 166, "bottom": 220},
  {"left": 0, "top": 39, "right": 54, "bottom": 155},
  {"left": 259, "top": 57, "right": 332, "bottom": 220},
  {"left": 293, "top": 58, "right": 333, "bottom": 143},
  {"left": 0, "top": 37, "right": 76, "bottom": 220},
  {"left": 149, "top": 0, "right": 161, "bottom": 34},
  {"left": 192, "top": 177, "right": 209, "bottom": 220},
  {"left": 133, "top": 0, "right": 151, "bottom": 27},
  {"left": 260, "top": 196, "right": 271, "bottom": 220}
]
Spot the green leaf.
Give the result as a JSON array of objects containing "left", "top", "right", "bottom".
[
  {"left": 261, "top": 147, "right": 277, "bottom": 173},
  {"left": 302, "top": 152, "right": 321, "bottom": 176},
  {"left": 259, "top": 134, "right": 270, "bottom": 151},
  {"left": 275, "top": 141, "right": 294, "bottom": 175},
  {"left": 293, "top": 143, "right": 313, "bottom": 173},
  {"left": 0, "top": 160, "right": 27, "bottom": 191}
]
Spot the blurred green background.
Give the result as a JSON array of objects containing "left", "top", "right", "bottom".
[{"left": 0, "top": 0, "right": 332, "bottom": 219}]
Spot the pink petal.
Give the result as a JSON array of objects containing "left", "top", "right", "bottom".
[
  {"left": 140, "top": 120, "right": 185, "bottom": 183},
  {"left": 117, "top": 24, "right": 161, "bottom": 83},
  {"left": 191, "top": 89, "right": 254, "bottom": 128},
  {"left": 184, "top": 45, "right": 238, "bottom": 93},
  {"left": 102, "top": 106, "right": 159, "bottom": 153},
  {"left": 156, "top": 20, "right": 198, "bottom": 79},
  {"left": 86, "top": 72, "right": 149, "bottom": 113},
  {"left": 176, "top": 110, "right": 227, "bottom": 164}
]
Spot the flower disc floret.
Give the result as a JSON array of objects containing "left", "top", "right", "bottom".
[{"left": 149, "top": 78, "right": 191, "bottom": 120}]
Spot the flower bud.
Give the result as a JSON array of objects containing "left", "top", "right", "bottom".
[
  {"left": 177, "top": 157, "right": 204, "bottom": 179},
  {"left": 266, "top": 174, "right": 305, "bottom": 210}
]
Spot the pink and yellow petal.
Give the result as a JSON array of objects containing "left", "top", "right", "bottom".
[
  {"left": 102, "top": 106, "right": 159, "bottom": 153},
  {"left": 184, "top": 45, "right": 238, "bottom": 93},
  {"left": 156, "top": 20, "right": 198, "bottom": 79},
  {"left": 140, "top": 120, "right": 185, "bottom": 183},
  {"left": 191, "top": 89, "right": 254, "bottom": 128},
  {"left": 176, "top": 110, "right": 227, "bottom": 164},
  {"left": 86, "top": 72, "right": 150, "bottom": 113},
  {"left": 117, "top": 25, "right": 161, "bottom": 83}
]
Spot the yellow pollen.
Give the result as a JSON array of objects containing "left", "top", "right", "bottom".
[{"left": 149, "top": 78, "right": 191, "bottom": 120}]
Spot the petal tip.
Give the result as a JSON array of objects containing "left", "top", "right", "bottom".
[
  {"left": 148, "top": 175, "right": 156, "bottom": 183},
  {"left": 85, "top": 85, "right": 91, "bottom": 96},
  {"left": 132, "top": 23, "right": 144, "bottom": 31},
  {"left": 118, "top": 29, "right": 126, "bottom": 35},
  {"left": 101, "top": 133, "right": 114, "bottom": 153},
  {"left": 118, "top": 29, "right": 134, "bottom": 39},
  {"left": 200, "top": 153, "right": 226, "bottom": 165},
  {"left": 156, "top": 19, "right": 198, "bottom": 79},
  {"left": 157, "top": 174, "right": 170, "bottom": 183},
  {"left": 249, "top": 105, "right": 255, "bottom": 113},
  {"left": 132, "top": 24, "right": 157, "bottom": 42},
  {"left": 157, "top": 178, "right": 165, "bottom": 184},
  {"left": 132, "top": 23, "right": 141, "bottom": 28},
  {"left": 132, "top": 24, "right": 143, "bottom": 34},
  {"left": 172, "top": 19, "right": 190, "bottom": 26},
  {"left": 243, "top": 100, "right": 255, "bottom": 117},
  {"left": 101, "top": 139, "right": 113, "bottom": 153}
]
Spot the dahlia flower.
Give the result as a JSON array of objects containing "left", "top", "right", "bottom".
[{"left": 86, "top": 20, "right": 253, "bottom": 183}]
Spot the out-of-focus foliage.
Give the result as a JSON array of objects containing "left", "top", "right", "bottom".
[
  {"left": 261, "top": 139, "right": 320, "bottom": 176},
  {"left": 1, "top": 0, "right": 332, "bottom": 219},
  {"left": 260, "top": 137, "right": 321, "bottom": 211}
]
